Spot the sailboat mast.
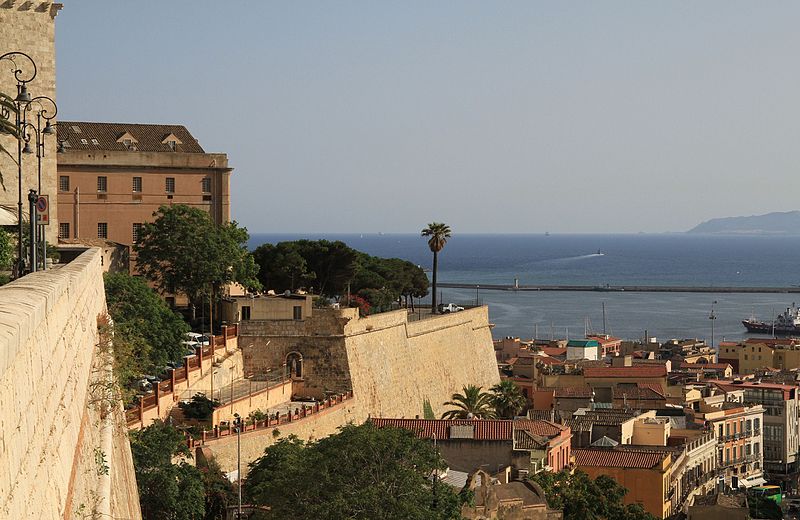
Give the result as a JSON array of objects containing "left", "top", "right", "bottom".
[{"left": 602, "top": 302, "right": 607, "bottom": 336}]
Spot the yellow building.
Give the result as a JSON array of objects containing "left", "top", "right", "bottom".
[
  {"left": 718, "top": 338, "right": 800, "bottom": 374},
  {"left": 574, "top": 448, "right": 673, "bottom": 518}
]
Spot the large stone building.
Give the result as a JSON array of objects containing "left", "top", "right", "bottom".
[
  {"left": 0, "top": 2, "right": 62, "bottom": 243},
  {"left": 55, "top": 121, "right": 232, "bottom": 266}
]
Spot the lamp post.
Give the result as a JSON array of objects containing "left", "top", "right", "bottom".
[
  {"left": 233, "top": 413, "right": 243, "bottom": 519},
  {"left": 0, "top": 51, "right": 37, "bottom": 276},
  {"left": 21, "top": 95, "right": 57, "bottom": 270},
  {"left": 709, "top": 300, "right": 718, "bottom": 348}
]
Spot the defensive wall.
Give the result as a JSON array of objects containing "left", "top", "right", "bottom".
[
  {"left": 0, "top": 248, "right": 141, "bottom": 519},
  {"left": 205, "top": 306, "right": 501, "bottom": 470}
]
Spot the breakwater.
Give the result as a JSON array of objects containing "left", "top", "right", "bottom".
[{"left": 437, "top": 282, "right": 800, "bottom": 294}]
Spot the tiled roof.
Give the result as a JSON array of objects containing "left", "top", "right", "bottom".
[
  {"left": 583, "top": 366, "right": 667, "bottom": 378},
  {"left": 574, "top": 448, "right": 668, "bottom": 469},
  {"left": 555, "top": 387, "right": 594, "bottom": 398},
  {"left": 637, "top": 382, "right": 666, "bottom": 396},
  {"left": 537, "top": 356, "right": 565, "bottom": 366},
  {"left": 514, "top": 429, "right": 550, "bottom": 450},
  {"left": 541, "top": 347, "right": 567, "bottom": 357},
  {"left": 680, "top": 362, "right": 731, "bottom": 370},
  {"left": 612, "top": 386, "right": 665, "bottom": 400},
  {"left": 370, "top": 418, "right": 567, "bottom": 441},
  {"left": 57, "top": 121, "right": 205, "bottom": 153}
]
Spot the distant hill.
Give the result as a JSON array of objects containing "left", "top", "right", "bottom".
[{"left": 688, "top": 211, "right": 800, "bottom": 235}]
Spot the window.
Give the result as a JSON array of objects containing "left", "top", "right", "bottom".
[
  {"left": 132, "top": 177, "right": 142, "bottom": 192},
  {"left": 166, "top": 140, "right": 177, "bottom": 151},
  {"left": 241, "top": 306, "right": 251, "bottom": 321},
  {"left": 293, "top": 306, "right": 302, "bottom": 320},
  {"left": 165, "top": 177, "right": 175, "bottom": 193},
  {"left": 97, "top": 222, "right": 108, "bottom": 239},
  {"left": 202, "top": 177, "right": 212, "bottom": 193},
  {"left": 91, "top": 138, "right": 99, "bottom": 145},
  {"left": 59, "top": 176, "right": 70, "bottom": 192},
  {"left": 80, "top": 138, "right": 88, "bottom": 145},
  {"left": 132, "top": 223, "right": 143, "bottom": 243},
  {"left": 59, "top": 222, "right": 70, "bottom": 239},
  {"left": 97, "top": 176, "right": 107, "bottom": 193},
  {"left": 755, "top": 418, "right": 760, "bottom": 430}
]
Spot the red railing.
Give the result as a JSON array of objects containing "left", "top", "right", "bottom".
[
  {"left": 127, "top": 327, "right": 239, "bottom": 426},
  {"left": 187, "top": 391, "right": 354, "bottom": 448}
]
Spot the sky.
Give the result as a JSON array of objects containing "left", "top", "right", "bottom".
[{"left": 55, "top": 2, "right": 800, "bottom": 234}]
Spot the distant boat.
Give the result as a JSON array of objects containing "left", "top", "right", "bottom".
[
  {"left": 596, "top": 248, "right": 604, "bottom": 256},
  {"left": 545, "top": 232, "right": 550, "bottom": 236}
]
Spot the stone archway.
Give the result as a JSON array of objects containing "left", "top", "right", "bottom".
[{"left": 286, "top": 351, "right": 303, "bottom": 380}]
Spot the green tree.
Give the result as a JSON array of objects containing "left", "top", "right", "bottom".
[
  {"left": 244, "top": 424, "right": 464, "bottom": 519},
  {"left": 104, "top": 272, "right": 190, "bottom": 371},
  {"left": 130, "top": 420, "right": 205, "bottom": 520},
  {"left": 490, "top": 380, "right": 527, "bottom": 419},
  {"left": 134, "top": 204, "right": 261, "bottom": 321},
  {"left": 179, "top": 393, "right": 220, "bottom": 421},
  {"left": 421, "top": 222, "right": 451, "bottom": 314},
  {"left": 0, "top": 228, "right": 12, "bottom": 270},
  {"left": 532, "top": 470, "right": 658, "bottom": 520},
  {"left": 251, "top": 242, "right": 316, "bottom": 292},
  {"left": 441, "top": 385, "right": 496, "bottom": 419},
  {"left": 197, "top": 456, "right": 235, "bottom": 520}
]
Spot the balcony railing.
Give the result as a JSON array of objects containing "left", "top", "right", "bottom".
[{"left": 717, "top": 429, "right": 761, "bottom": 443}]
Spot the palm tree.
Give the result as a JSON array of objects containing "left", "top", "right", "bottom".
[
  {"left": 441, "top": 385, "right": 496, "bottom": 419},
  {"left": 490, "top": 380, "right": 527, "bottom": 419},
  {"left": 421, "top": 222, "right": 451, "bottom": 314}
]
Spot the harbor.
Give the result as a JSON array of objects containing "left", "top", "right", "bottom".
[{"left": 437, "top": 282, "right": 800, "bottom": 294}]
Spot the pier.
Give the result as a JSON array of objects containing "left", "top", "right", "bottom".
[{"left": 437, "top": 282, "right": 800, "bottom": 294}]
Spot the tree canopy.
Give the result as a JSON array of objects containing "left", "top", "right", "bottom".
[
  {"left": 130, "top": 420, "right": 206, "bottom": 520},
  {"left": 490, "top": 380, "right": 527, "bottom": 419},
  {"left": 532, "top": 470, "right": 658, "bottom": 520},
  {"left": 441, "top": 385, "right": 496, "bottom": 419},
  {"left": 244, "top": 423, "right": 464, "bottom": 519},
  {"left": 252, "top": 239, "right": 428, "bottom": 311},
  {"left": 134, "top": 204, "right": 261, "bottom": 317},
  {"left": 104, "top": 272, "right": 189, "bottom": 374}
]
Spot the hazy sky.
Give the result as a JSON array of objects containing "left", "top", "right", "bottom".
[{"left": 55, "top": 2, "right": 800, "bottom": 233}]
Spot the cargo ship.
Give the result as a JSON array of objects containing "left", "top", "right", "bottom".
[{"left": 742, "top": 304, "right": 800, "bottom": 335}]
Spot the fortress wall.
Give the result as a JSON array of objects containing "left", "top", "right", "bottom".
[
  {"left": 0, "top": 249, "right": 140, "bottom": 519},
  {"left": 344, "top": 306, "right": 500, "bottom": 418},
  {"left": 205, "top": 307, "right": 500, "bottom": 471}
]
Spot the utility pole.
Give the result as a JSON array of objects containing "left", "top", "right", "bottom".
[{"left": 233, "top": 413, "right": 242, "bottom": 519}]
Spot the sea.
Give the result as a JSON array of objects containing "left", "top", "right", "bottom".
[{"left": 248, "top": 233, "right": 800, "bottom": 344}]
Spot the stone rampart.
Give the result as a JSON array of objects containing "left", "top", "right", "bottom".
[
  {"left": 0, "top": 248, "right": 140, "bottom": 519},
  {"left": 206, "top": 307, "right": 500, "bottom": 470}
]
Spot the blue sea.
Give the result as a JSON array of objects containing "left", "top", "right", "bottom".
[{"left": 248, "top": 233, "right": 800, "bottom": 343}]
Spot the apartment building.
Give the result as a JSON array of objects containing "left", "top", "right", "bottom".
[
  {"left": 691, "top": 392, "right": 765, "bottom": 489},
  {"left": 56, "top": 121, "right": 232, "bottom": 270}
]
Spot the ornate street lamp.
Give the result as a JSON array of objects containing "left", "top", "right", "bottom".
[
  {"left": 0, "top": 51, "right": 38, "bottom": 276},
  {"left": 21, "top": 95, "right": 58, "bottom": 270}
]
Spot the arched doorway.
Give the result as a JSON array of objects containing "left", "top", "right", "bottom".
[{"left": 286, "top": 352, "right": 303, "bottom": 380}]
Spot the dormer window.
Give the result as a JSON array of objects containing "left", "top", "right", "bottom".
[
  {"left": 80, "top": 138, "right": 88, "bottom": 145},
  {"left": 161, "top": 133, "right": 183, "bottom": 152},
  {"left": 116, "top": 132, "right": 139, "bottom": 150},
  {"left": 91, "top": 138, "right": 100, "bottom": 145}
]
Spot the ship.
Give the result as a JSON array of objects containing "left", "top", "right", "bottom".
[{"left": 742, "top": 304, "right": 800, "bottom": 335}]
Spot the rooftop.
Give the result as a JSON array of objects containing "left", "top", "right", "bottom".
[
  {"left": 583, "top": 365, "right": 667, "bottom": 378},
  {"left": 57, "top": 121, "right": 205, "bottom": 153},
  {"left": 370, "top": 418, "right": 568, "bottom": 441},
  {"left": 574, "top": 448, "right": 668, "bottom": 469}
]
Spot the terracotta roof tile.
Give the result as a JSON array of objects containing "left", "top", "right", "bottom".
[
  {"left": 57, "top": 121, "right": 205, "bottom": 153},
  {"left": 555, "top": 386, "right": 594, "bottom": 398},
  {"left": 370, "top": 418, "right": 567, "bottom": 441},
  {"left": 574, "top": 448, "right": 668, "bottom": 469},
  {"left": 583, "top": 366, "right": 667, "bottom": 378}
]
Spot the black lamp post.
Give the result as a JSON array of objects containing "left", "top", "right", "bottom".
[
  {"left": 0, "top": 51, "right": 37, "bottom": 277},
  {"left": 21, "top": 95, "right": 58, "bottom": 270}
]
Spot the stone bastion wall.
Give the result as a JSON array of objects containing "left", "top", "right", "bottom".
[
  {"left": 0, "top": 249, "right": 140, "bottom": 519},
  {"left": 207, "top": 307, "right": 501, "bottom": 470}
]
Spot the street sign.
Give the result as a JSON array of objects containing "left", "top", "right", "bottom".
[{"left": 35, "top": 195, "right": 49, "bottom": 225}]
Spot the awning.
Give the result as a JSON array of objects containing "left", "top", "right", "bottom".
[{"left": 739, "top": 476, "right": 767, "bottom": 488}]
